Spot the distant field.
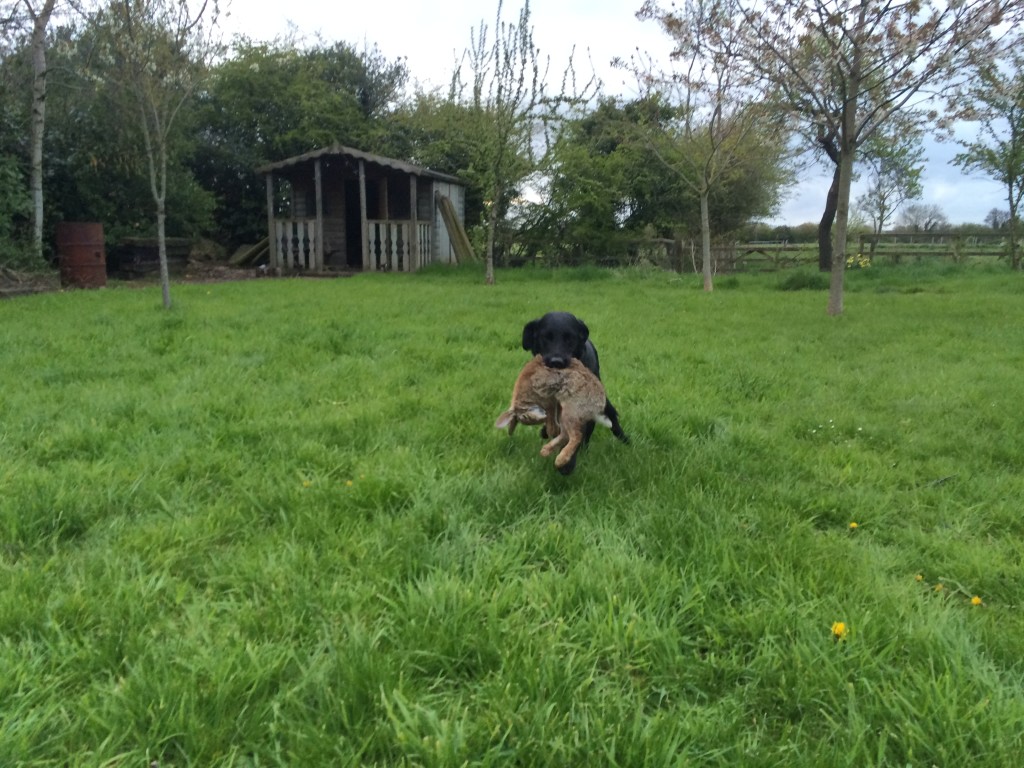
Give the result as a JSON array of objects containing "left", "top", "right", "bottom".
[{"left": 2, "top": 262, "right": 1024, "bottom": 766}]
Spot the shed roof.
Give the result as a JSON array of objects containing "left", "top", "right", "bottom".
[{"left": 257, "top": 143, "right": 464, "bottom": 185}]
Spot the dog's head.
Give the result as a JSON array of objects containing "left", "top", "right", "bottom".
[{"left": 521, "top": 312, "right": 590, "bottom": 370}]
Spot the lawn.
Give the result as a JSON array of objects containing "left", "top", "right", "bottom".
[{"left": 2, "top": 262, "right": 1024, "bottom": 766}]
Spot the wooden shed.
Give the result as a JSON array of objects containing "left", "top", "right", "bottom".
[{"left": 258, "top": 144, "right": 472, "bottom": 272}]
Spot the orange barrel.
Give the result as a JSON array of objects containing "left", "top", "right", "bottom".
[{"left": 57, "top": 222, "right": 107, "bottom": 288}]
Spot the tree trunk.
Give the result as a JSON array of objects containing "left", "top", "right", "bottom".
[
  {"left": 700, "top": 189, "right": 713, "bottom": 291},
  {"left": 827, "top": 8, "right": 867, "bottom": 317},
  {"left": 1008, "top": 192, "right": 1020, "bottom": 270},
  {"left": 818, "top": 163, "right": 841, "bottom": 272},
  {"left": 485, "top": 202, "right": 497, "bottom": 285},
  {"left": 28, "top": 0, "right": 57, "bottom": 265},
  {"left": 157, "top": 204, "right": 172, "bottom": 309},
  {"left": 828, "top": 149, "right": 856, "bottom": 315}
]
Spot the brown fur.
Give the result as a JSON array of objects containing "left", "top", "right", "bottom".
[{"left": 495, "top": 355, "right": 612, "bottom": 469}]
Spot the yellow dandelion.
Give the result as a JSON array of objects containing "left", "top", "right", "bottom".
[
  {"left": 848, "top": 522, "right": 858, "bottom": 530},
  {"left": 345, "top": 479, "right": 354, "bottom": 487},
  {"left": 971, "top": 595, "right": 983, "bottom": 606},
  {"left": 915, "top": 573, "right": 924, "bottom": 582},
  {"left": 831, "top": 621, "right": 848, "bottom": 641},
  {"left": 934, "top": 583, "right": 944, "bottom": 593}
]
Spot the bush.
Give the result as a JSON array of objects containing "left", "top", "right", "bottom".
[{"left": 777, "top": 269, "right": 830, "bottom": 291}]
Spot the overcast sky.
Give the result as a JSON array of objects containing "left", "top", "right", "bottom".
[{"left": 221, "top": 0, "right": 1005, "bottom": 227}]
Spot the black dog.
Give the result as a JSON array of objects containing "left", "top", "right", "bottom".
[{"left": 521, "top": 311, "right": 628, "bottom": 474}]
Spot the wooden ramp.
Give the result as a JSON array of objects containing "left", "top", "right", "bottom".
[
  {"left": 229, "top": 237, "right": 269, "bottom": 266},
  {"left": 436, "top": 193, "right": 476, "bottom": 264}
]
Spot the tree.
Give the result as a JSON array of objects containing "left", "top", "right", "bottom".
[
  {"left": 896, "top": 203, "right": 949, "bottom": 232},
  {"left": 954, "top": 41, "right": 1024, "bottom": 269},
  {"left": 25, "top": 0, "right": 58, "bottom": 264},
  {"left": 91, "top": 0, "right": 221, "bottom": 308},
  {"left": 637, "top": 0, "right": 792, "bottom": 291},
  {"left": 727, "top": 0, "right": 1022, "bottom": 315},
  {"left": 984, "top": 208, "right": 1010, "bottom": 230},
  {"left": 451, "top": 0, "right": 596, "bottom": 284},
  {"left": 855, "top": 122, "right": 924, "bottom": 244},
  {"left": 1, "top": 0, "right": 59, "bottom": 264},
  {"left": 191, "top": 37, "right": 408, "bottom": 247}
]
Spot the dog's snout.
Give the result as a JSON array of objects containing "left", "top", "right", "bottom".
[{"left": 543, "top": 355, "right": 569, "bottom": 369}]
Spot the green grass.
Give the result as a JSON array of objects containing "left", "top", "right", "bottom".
[{"left": 2, "top": 262, "right": 1024, "bottom": 766}]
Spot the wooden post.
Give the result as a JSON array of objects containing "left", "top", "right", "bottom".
[
  {"left": 359, "top": 160, "right": 370, "bottom": 270},
  {"left": 382, "top": 177, "right": 391, "bottom": 270},
  {"left": 410, "top": 175, "right": 419, "bottom": 271},
  {"left": 265, "top": 173, "right": 278, "bottom": 270},
  {"left": 313, "top": 158, "right": 324, "bottom": 271}
]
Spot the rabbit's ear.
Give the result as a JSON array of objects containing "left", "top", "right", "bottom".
[{"left": 495, "top": 410, "right": 515, "bottom": 429}]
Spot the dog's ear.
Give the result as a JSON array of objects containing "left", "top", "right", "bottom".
[
  {"left": 522, "top": 319, "right": 540, "bottom": 352},
  {"left": 573, "top": 317, "right": 590, "bottom": 356}
]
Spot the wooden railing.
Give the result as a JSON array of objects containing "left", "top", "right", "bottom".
[
  {"left": 274, "top": 218, "right": 320, "bottom": 270},
  {"left": 367, "top": 220, "right": 432, "bottom": 272}
]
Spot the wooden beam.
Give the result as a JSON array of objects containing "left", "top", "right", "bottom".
[
  {"left": 265, "top": 173, "right": 278, "bottom": 270},
  {"left": 313, "top": 158, "right": 324, "bottom": 271},
  {"left": 436, "top": 192, "right": 475, "bottom": 265},
  {"left": 410, "top": 175, "right": 419, "bottom": 271},
  {"left": 359, "top": 160, "right": 370, "bottom": 270}
]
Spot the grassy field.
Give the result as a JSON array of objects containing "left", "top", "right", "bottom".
[{"left": 2, "top": 262, "right": 1024, "bottom": 766}]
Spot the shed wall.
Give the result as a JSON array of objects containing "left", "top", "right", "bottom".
[{"left": 432, "top": 181, "right": 466, "bottom": 265}]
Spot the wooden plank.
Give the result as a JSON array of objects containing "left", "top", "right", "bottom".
[
  {"left": 228, "top": 237, "right": 268, "bottom": 266},
  {"left": 436, "top": 192, "right": 475, "bottom": 264}
]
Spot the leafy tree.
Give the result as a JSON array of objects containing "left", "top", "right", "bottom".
[
  {"left": 389, "top": 92, "right": 494, "bottom": 247},
  {"left": 35, "top": 20, "right": 213, "bottom": 245},
  {"left": 725, "top": 0, "right": 1022, "bottom": 315},
  {"left": 522, "top": 93, "right": 786, "bottom": 266},
  {"left": 191, "top": 37, "right": 408, "bottom": 246},
  {"left": 855, "top": 122, "right": 924, "bottom": 244},
  {"left": 450, "top": 0, "right": 596, "bottom": 284},
  {"left": 954, "top": 41, "right": 1024, "bottom": 269},
  {"left": 637, "top": 0, "right": 792, "bottom": 291},
  {"left": 90, "top": 0, "right": 222, "bottom": 307}
]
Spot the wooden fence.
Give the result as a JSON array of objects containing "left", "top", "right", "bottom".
[
  {"left": 857, "top": 232, "right": 1006, "bottom": 262},
  {"left": 366, "top": 220, "right": 432, "bottom": 272},
  {"left": 637, "top": 239, "right": 816, "bottom": 273},
  {"left": 274, "top": 219, "right": 320, "bottom": 270}
]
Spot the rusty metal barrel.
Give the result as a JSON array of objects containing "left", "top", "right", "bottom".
[{"left": 57, "top": 222, "right": 107, "bottom": 288}]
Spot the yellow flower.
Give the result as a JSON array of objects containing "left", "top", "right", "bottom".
[
  {"left": 915, "top": 573, "right": 924, "bottom": 582},
  {"left": 345, "top": 479, "right": 354, "bottom": 487},
  {"left": 934, "top": 583, "right": 944, "bottom": 592},
  {"left": 971, "top": 595, "right": 983, "bottom": 606},
  {"left": 848, "top": 522, "right": 858, "bottom": 530},
  {"left": 831, "top": 621, "right": 848, "bottom": 641}
]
